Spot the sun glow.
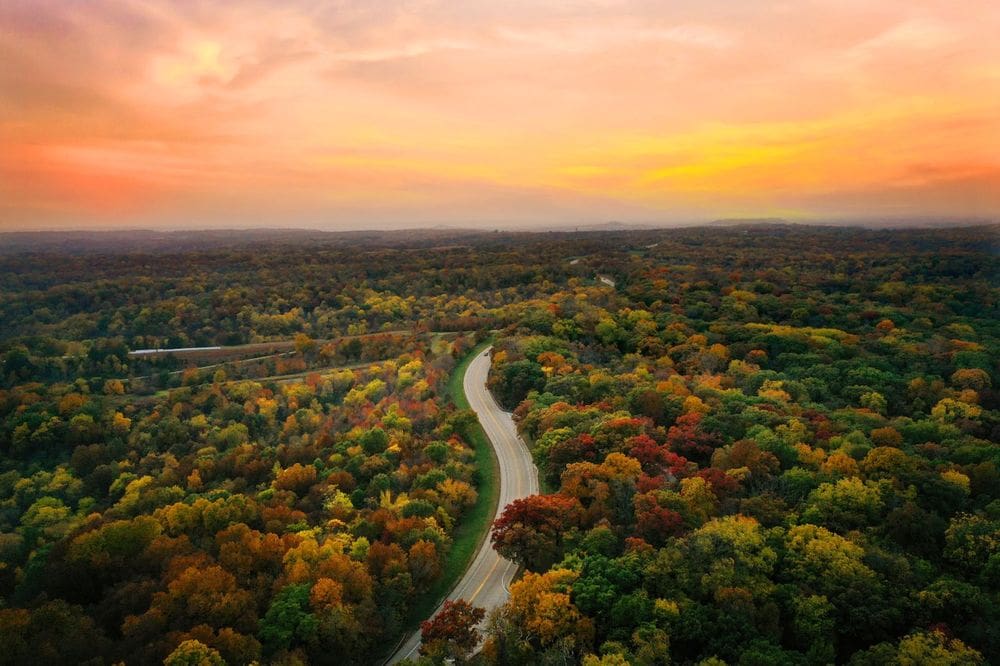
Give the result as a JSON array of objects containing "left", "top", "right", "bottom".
[{"left": 1, "top": 1, "right": 998, "bottom": 228}]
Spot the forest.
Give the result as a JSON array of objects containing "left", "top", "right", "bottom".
[{"left": 0, "top": 224, "right": 997, "bottom": 665}]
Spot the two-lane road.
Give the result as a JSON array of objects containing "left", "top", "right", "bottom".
[{"left": 387, "top": 347, "right": 538, "bottom": 663}]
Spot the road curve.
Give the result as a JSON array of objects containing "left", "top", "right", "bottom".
[{"left": 387, "top": 346, "right": 538, "bottom": 663}]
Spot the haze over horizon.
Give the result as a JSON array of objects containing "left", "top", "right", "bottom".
[{"left": 3, "top": 1, "right": 999, "bottom": 231}]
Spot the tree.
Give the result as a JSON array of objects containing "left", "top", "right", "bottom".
[
  {"left": 801, "top": 478, "right": 885, "bottom": 533},
  {"left": 561, "top": 453, "right": 643, "bottom": 526},
  {"left": 408, "top": 540, "right": 441, "bottom": 586},
  {"left": 628, "top": 434, "right": 688, "bottom": 478},
  {"left": 783, "top": 524, "right": 899, "bottom": 651},
  {"left": 360, "top": 427, "right": 389, "bottom": 454},
  {"left": 0, "top": 600, "right": 109, "bottom": 665},
  {"left": 944, "top": 513, "right": 1000, "bottom": 573},
  {"left": 258, "top": 584, "right": 318, "bottom": 654},
  {"left": 884, "top": 502, "right": 946, "bottom": 558},
  {"left": 790, "top": 594, "right": 835, "bottom": 664},
  {"left": 633, "top": 491, "right": 684, "bottom": 545},
  {"left": 123, "top": 564, "right": 256, "bottom": 650},
  {"left": 711, "top": 439, "right": 779, "bottom": 484},
  {"left": 294, "top": 333, "right": 317, "bottom": 355},
  {"left": 492, "top": 569, "right": 594, "bottom": 660},
  {"left": 851, "top": 629, "right": 984, "bottom": 665},
  {"left": 273, "top": 463, "right": 318, "bottom": 494},
  {"left": 492, "top": 360, "right": 546, "bottom": 410},
  {"left": 546, "top": 433, "right": 599, "bottom": 488},
  {"left": 685, "top": 516, "right": 777, "bottom": 599},
  {"left": 950, "top": 368, "right": 991, "bottom": 391},
  {"left": 164, "top": 639, "right": 225, "bottom": 666},
  {"left": 628, "top": 389, "right": 681, "bottom": 427},
  {"left": 419, "top": 599, "right": 486, "bottom": 662},
  {"left": 2, "top": 224, "right": 998, "bottom": 666},
  {"left": 783, "top": 524, "right": 875, "bottom": 595},
  {"left": 491, "top": 494, "right": 583, "bottom": 571},
  {"left": 665, "top": 413, "right": 721, "bottom": 464},
  {"left": 896, "top": 630, "right": 984, "bottom": 665}
]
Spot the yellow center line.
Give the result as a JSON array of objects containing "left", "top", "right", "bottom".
[{"left": 468, "top": 554, "right": 505, "bottom": 603}]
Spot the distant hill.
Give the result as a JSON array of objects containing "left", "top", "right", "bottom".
[
  {"left": 0, "top": 227, "right": 490, "bottom": 254},
  {"left": 1, "top": 218, "right": 994, "bottom": 254},
  {"left": 707, "top": 217, "right": 792, "bottom": 227},
  {"left": 706, "top": 216, "right": 996, "bottom": 229}
]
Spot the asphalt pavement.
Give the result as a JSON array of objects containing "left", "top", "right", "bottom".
[{"left": 386, "top": 346, "right": 538, "bottom": 663}]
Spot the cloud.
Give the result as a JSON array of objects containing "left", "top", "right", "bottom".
[
  {"left": 329, "top": 38, "right": 476, "bottom": 63},
  {"left": 495, "top": 21, "right": 735, "bottom": 53},
  {"left": 1, "top": 0, "right": 998, "bottom": 228}
]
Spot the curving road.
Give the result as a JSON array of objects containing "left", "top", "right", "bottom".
[{"left": 387, "top": 346, "right": 538, "bottom": 664}]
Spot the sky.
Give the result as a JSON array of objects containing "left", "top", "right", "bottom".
[{"left": 2, "top": 0, "right": 999, "bottom": 230}]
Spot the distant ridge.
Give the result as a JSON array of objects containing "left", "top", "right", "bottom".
[
  {"left": 707, "top": 217, "right": 792, "bottom": 226},
  {"left": 706, "top": 216, "right": 996, "bottom": 229},
  {"left": 550, "top": 221, "right": 655, "bottom": 232},
  {"left": 1, "top": 219, "right": 995, "bottom": 254}
]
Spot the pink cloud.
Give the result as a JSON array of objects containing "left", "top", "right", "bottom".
[{"left": 1, "top": 0, "right": 998, "bottom": 228}]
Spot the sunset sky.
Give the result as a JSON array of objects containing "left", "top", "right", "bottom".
[{"left": 2, "top": 0, "right": 999, "bottom": 229}]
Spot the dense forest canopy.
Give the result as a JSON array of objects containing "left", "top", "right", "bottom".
[{"left": 0, "top": 224, "right": 997, "bottom": 665}]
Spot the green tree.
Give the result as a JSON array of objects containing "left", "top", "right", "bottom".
[
  {"left": 259, "top": 584, "right": 319, "bottom": 654},
  {"left": 493, "top": 360, "right": 546, "bottom": 409}
]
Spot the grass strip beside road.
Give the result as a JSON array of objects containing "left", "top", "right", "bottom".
[
  {"left": 520, "top": 430, "right": 555, "bottom": 495},
  {"left": 393, "top": 340, "right": 500, "bottom": 650}
]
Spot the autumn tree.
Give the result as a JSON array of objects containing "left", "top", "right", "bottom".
[
  {"left": 419, "top": 599, "right": 486, "bottom": 662},
  {"left": 491, "top": 494, "right": 584, "bottom": 571}
]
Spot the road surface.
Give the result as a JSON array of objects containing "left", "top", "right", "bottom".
[
  {"left": 129, "top": 345, "right": 222, "bottom": 355},
  {"left": 386, "top": 347, "right": 538, "bottom": 664}
]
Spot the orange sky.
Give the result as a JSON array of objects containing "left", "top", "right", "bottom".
[{"left": 2, "top": 1, "right": 999, "bottom": 229}]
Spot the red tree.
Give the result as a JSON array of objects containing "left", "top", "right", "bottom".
[
  {"left": 634, "top": 491, "right": 684, "bottom": 545},
  {"left": 665, "top": 413, "right": 721, "bottom": 463},
  {"left": 628, "top": 434, "right": 690, "bottom": 478},
  {"left": 491, "top": 494, "right": 583, "bottom": 571},
  {"left": 420, "top": 599, "right": 486, "bottom": 661}
]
